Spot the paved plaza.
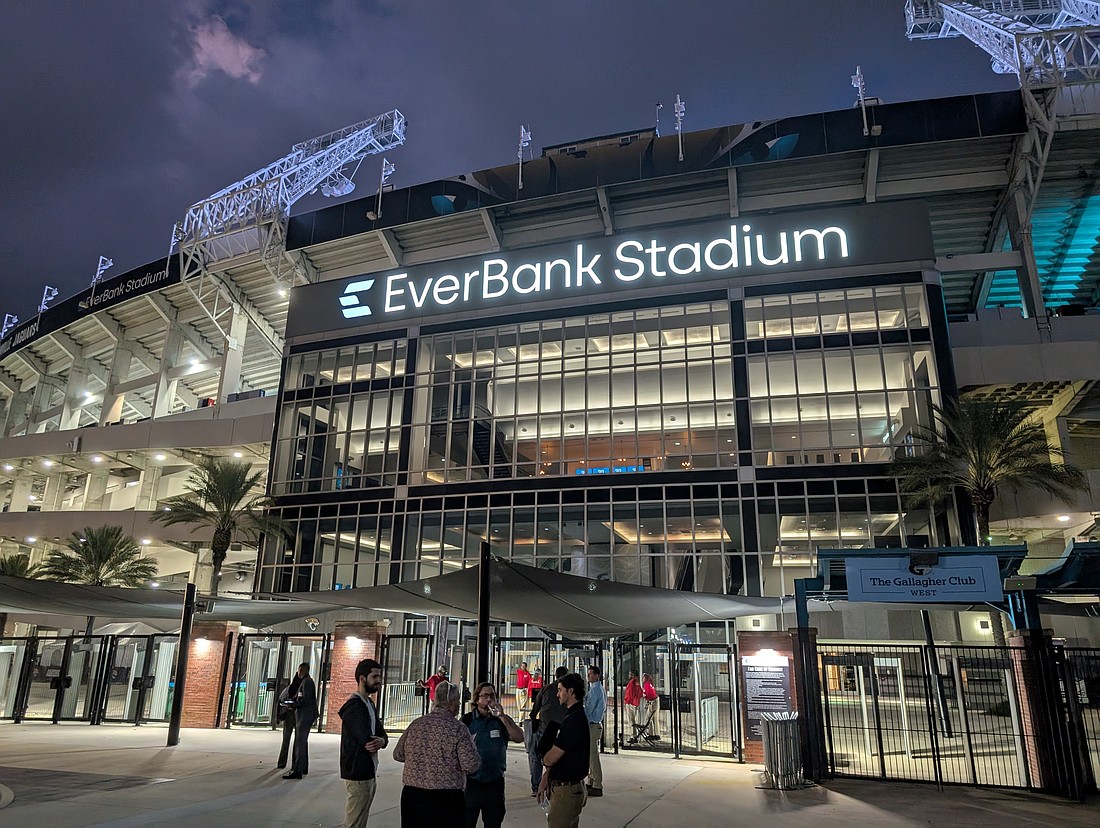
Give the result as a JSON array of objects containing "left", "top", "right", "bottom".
[{"left": 0, "top": 724, "right": 1096, "bottom": 827}]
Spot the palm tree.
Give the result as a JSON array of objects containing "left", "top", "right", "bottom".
[
  {"left": 40, "top": 526, "right": 158, "bottom": 587},
  {"left": 0, "top": 554, "right": 41, "bottom": 579},
  {"left": 40, "top": 526, "right": 158, "bottom": 638},
  {"left": 151, "top": 456, "right": 288, "bottom": 596},
  {"left": 891, "top": 397, "right": 1088, "bottom": 643},
  {"left": 0, "top": 554, "right": 41, "bottom": 636}
]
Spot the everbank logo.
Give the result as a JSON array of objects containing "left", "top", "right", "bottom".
[{"left": 339, "top": 222, "right": 849, "bottom": 319}]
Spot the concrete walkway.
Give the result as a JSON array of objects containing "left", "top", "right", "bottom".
[{"left": 0, "top": 724, "right": 1095, "bottom": 827}]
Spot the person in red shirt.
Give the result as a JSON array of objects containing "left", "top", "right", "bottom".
[
  {"left": 416, "top": 665, "right": 448, "bottom": 701},
  {"left": 623, "top": 670, "right": 642, "bottom": 743},
  {"left": 515, "top": 662, "right": 532, "bottom": 711},
  {"left": 641, "top": 672, "right": 660, "bottom": 739},
  {"left": 529, "top": 667, "right": 543, "bottom": 694}
]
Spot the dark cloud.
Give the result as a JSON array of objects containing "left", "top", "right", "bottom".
[{"left": 1, "top": 1, "right": 1015, "bottom": 320}]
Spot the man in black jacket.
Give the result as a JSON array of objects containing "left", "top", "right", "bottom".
[
  {"left": 339, "top": 658, "right": 387, "bottom": 827},
  {"left": 283, "top": 663, "right": 319, "bottom": 779}
]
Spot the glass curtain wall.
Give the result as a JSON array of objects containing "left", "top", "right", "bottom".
[{"left": 264, "top": 286, "right": 941, "bottom": 598}]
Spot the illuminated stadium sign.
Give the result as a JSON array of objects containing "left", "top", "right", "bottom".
[
  {"left": 287, "top": 201, "right": 935, "bottom": 338},
  {"left": 0, "top": 258, "right": 180, "bottom": 360}
]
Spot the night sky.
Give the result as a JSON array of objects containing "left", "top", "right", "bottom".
[{"left": 1, "top": 2, "right": 1016, "bottom": 322}]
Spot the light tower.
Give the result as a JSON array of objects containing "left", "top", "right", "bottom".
[
  {"left": 906, "top": 2, "right": 1100, "bottom": 317},
  {"left": 172, "top": 109, "right": 406, "bottom": 347}
]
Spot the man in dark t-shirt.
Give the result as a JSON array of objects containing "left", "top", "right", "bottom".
[{"left": 536, "top": 673, "right": 590, "bottom": 827}]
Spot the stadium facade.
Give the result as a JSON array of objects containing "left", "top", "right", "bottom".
[{"left": 1, "top": 89, "right": 1098, "bottom": 651}]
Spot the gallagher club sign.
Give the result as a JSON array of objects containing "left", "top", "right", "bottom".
[
  {"left": 845, "top": 554, "right": 1004, "bottom": 603},
  {"left": 286, "top": 201, "right": 935, "bottom": 338}
]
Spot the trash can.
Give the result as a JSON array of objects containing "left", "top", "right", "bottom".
[{"left": 760, "top": 711, "right": 803, "bottom": 789}]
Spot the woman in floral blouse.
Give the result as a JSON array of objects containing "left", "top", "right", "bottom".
[{"left": 393, "top": 680, "right": 482, "bottom": 826}]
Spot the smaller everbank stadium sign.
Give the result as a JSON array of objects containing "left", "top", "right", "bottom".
[
  {"left": 0, "top": 258, "right": 180, "bottom": 361},
  {"left": 287, "top": 201, "right": 934, "bottom": 339},
  {"left": 845, "top": 555, "right": 1004, "bottom": 603}
]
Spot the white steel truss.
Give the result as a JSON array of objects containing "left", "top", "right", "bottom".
[
  {"left": 173, "top": 109, "right": 406, "bottom": 347},
  {"left": 906, "top": 2, "right": 1100, "bottom": 88}
]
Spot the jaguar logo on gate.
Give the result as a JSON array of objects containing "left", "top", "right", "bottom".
[{"left": 339, "top": 278, "right": 376, "bottom": 318}]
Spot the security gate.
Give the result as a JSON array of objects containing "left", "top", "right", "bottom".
[
  {"left": 379, "top": 633, "right": 433, "bottom": 732},
  {"left": 614, "top": 641, "right": 675, "bottom": 755},
  {"left": 12, "top": 636, "right": 111, "bottom": 723},
  {"left": 613, "top": 640, "right": 740, "bottom": 760},
  {"left": 674, "top": 643, "right": 740, "bottom": 758},
  {"left": 226, "top": 634, "right": 330, "bottom": 729},
  {"left": 100, "top": 635, "right": 178, "bottom": 724}
]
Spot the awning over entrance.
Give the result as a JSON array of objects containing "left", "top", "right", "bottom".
[
  {"left": 0, "top": 575, "right": 330, "bottom": 628},
  {"left": 289, "top": 559, "right": 794, "bottom": 636}
]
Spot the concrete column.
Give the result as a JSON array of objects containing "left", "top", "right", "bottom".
[
  {"left": 99, "top": 344, "right": 135, "bottom": 426},
  {"left": 7, "top": 475, "right": 34, "bottom": 512},
  {"left": 324, "top": 621, "right": 389, "bottom": 734},
  {"left": 84, "top": 468, "right": 110, "bottom": 509},
  {"left": 28, "top": 377, "right": 62, "bottom": 434},
  {"left": 217, "top": 308, "right": 249, "bottom": 403},
  {"left": 152, "top": 326, "right": 184, "bottom": 419},
  {"left": 181, "top": 620, "right": 240, "bottom": 728},
  {"left": 2, "top": 389, "right": 32, "bottom": 436},
  {"left": 136, "top": 466, "right": 163, "bottom": 511},
  {"left": 42, "top": 472, "right": 68, "bottom": 511},
  {"left": 59, "top": 359, "right": 91, "bottom": 431},
  {"left": 192, "top": 547, "right": 215, "bottom": 593}
]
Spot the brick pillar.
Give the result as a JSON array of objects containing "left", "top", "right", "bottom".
[
  {"left": 737, "top": 630, "right": 808, "bottom": 765},
  {"left": 1005, "top": 629, "right": 1087, "bottom": 794},
  {"left": 324, "top": 621, "right": 388, "bottom": 734},
  {"left": 181, "top": 620, "right": 239, "bottom": 728}
]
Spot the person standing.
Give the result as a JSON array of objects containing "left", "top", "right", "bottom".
[
  {"left": 515, "top": 661, "right": 531, "bottom": 711},
  {"left": 416, "top": 664, "right": 448, "bottom": 701},
  {"left": 276, "top": 672, "right": 303, "bottom": 768},
  {"left": 529, "top": 668, "right": 543, "bottom": 696},
  {"left": 536, "top": 673, "right": 590, "bottom": 827},
  {"left": 393, "top": 680, "right": 481, "bottom": 827},
  {"left": 339, "top": 658, "right": 388, "bottom": 827},
  {"left": 622, "top": 670, "right": 642, "bottom": 744},
  {"left": 283, "top": 662, "right": 318, "bottom": 780},
  {"left": 584, "top": 665, "right": 606, "bottom": 797},
  {"left": 462, "top": 682, "right": 524, "bottom": 827},
  {"left": 641, "top": 672, "right": 660, "bottom": 739},
  {"left": 528, "top": 665, "right": 569, "bottom": 795}
]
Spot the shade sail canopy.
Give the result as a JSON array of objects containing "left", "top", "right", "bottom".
[
  {"left": 0, "top": 575, "right": 329, "bottom": 628},
  {"left": 286, "top": 559, "right": 794, "bottom": 636}
]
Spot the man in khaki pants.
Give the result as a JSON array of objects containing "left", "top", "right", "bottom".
[
  {"left": 584, "top": 665, "right": 606, "bottom": 796},
  {"left": 338, "top": 658, "right": 387, "bottom": 826},
  {"left": 536, "top": 673, "right": 590, "bottom": 827}
]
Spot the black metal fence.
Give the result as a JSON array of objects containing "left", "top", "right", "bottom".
[{"left": 817, "top": 641, "right": 1098, "bottom": 797}]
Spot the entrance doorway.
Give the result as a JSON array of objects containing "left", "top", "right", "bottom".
[
  {"left": 101, "top": 635, "right": 178, "bottom": 724},
  {"left": 227, "top": 634, "right": 330, "bottom": 729}
]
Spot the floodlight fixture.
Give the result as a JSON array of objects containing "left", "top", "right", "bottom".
[
  {"left": 655, "top": 102, "right": 663, "bottom": 137},
  {"left": 673, "top": 95, "right": 686, "bottom": 161},
  {"left": 91, "top": 255, "right": 114, "bottom": 287},
  {"left": 39, "top": 285, "right": 59, "bottom": 314},
  {"left": 1, "top": 314, "right": 19, "bottom": 340},
  {"left": 517, "top": 125, "right": 532, "bottom": 191}
]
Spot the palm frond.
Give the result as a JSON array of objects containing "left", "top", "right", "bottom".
[
  {"left": 0, "top": 554, "right": 41, "bottom": 579},
  {"left": 149, "top": 455, "right": 287, "bottom": 594},
  {"left": 39, "top": 526, "right": 157, "bottom": 587}
]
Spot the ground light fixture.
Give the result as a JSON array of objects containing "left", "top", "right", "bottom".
[{"left": 1058, "top": 515, "right": 1071, "bottom": 522}]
